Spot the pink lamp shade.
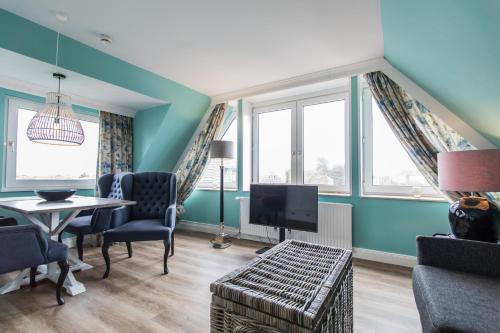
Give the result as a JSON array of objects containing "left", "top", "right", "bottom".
[{"left": 438, "top": 149, "right": 500, "bottom": 192}]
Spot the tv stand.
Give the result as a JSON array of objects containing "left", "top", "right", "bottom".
[{"left": 255, "top": 227, "right": 288, "bottom": 254}]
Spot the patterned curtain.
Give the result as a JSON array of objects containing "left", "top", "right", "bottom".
[
  {"left": 364, "top": 71, "right": 488, "bottom": 202},
  {"left": 176, "top": 103, "right": 227, "bottom": 216},
  {"left": 97, "top": 111, "right": 133, "bottom": 177}
]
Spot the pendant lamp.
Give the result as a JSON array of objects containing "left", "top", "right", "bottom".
[{"left": 26, "top": 32, "right": 84, "bottom": 145}]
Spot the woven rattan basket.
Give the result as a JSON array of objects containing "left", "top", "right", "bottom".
[{"left": 210, "top": 240, "right": 353, "bottom": 333}]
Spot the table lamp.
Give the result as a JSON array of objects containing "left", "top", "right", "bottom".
[
  {"left": 438, "top": 149, "right": 500, "bottom": 242},
  {"left": 209, "top": 140, "right": 234, "bottom": 249}
]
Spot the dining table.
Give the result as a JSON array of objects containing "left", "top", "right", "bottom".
[{"left": 0, "top": 195, "right": 135, "bottom": 296}]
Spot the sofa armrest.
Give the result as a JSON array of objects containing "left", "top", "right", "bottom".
[
  {"left": 164, "top": 204, "right": 176, "bottom": 230},
  {"left": 0, "top": 225, "right": 48, "bottom": 274},
  {"left": 110, "top": 206, "right": 129, "bottom": 228},
  {"left": 416, "top": 236, "right": 500, "bottom": 278}
]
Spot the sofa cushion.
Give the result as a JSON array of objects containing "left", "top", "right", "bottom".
[
  {"left": 413, "top": 265, "right": 500, "bottom": 333},
  {"left": 103, "top": 219, "right": 171, "bottom": 243}
]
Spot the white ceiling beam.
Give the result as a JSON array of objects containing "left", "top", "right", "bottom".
[
  {"left": 212, "top": 56, "right": 495, "bottom": 150},
  {"left": 0, "top": 75, "right": 137, "bottom": 118},
  {"left": 211, "top": 58, "right": 389, "bottom": 103}
]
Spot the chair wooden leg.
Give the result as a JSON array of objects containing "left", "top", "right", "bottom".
[
  {"left": 56, "top": 260, "right": 69, "bottom": 305},
  {"left": 126, "top": 242, "right": 133, "bottom": 258},
  {"left": 170, "top": 231, "right": 175, "bottom": 257},
  {"left": 163, "top": 239, "right": 170, "bottom": 275},
  {"left": 76, "top": 235, "right": 84, "bottom": 261},
  {"left": 102, "top": 242, "right": 111, "bottom": 279},
  {"left": 30, "top": 267, "right": 37, "bottom": 288}
]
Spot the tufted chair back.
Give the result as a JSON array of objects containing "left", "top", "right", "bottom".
[
  {"left": 92, "top": 173, "right": 133, "bottom": 232},
  {"left": 130, "top": 172, "right": 177, "bottom": 220},
  {"left": 98, "top": 173, "right": 133, "bottom": 200}
]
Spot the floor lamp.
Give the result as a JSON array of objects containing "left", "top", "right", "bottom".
[{"left": 210, "top": 140, "right": 234, "bottom": 249}]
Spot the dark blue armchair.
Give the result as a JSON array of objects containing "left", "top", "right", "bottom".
[
  {"left": 0, "top": 218, "right": 69, "bottom": 305},
  {"left": 102, "top": 172, "right": 177, "bottom": 277},
  {"left": 61, "top": 172, "right": 133, "bottom": 260}
]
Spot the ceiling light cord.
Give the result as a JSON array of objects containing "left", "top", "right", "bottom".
[{"left": 55, "top": 32, "right": 60, "bottom": 67}]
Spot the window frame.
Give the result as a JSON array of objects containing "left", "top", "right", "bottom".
[
  {"left": 196, "top": 112, "right": 238, "bottom": 191},
  {"left": 3, "top": 96, "right": 99, "bottom": 191},
  {"left": 360, "top": 86, "right": 441, "bottom": 199},
  {"left": 252, "top": 89, "right": 351, "bottom": 194}
]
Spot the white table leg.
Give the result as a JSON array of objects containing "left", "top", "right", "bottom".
[
  {"left": 46, "top": 211, "right": 87, "bottom": 295},
  {"left": 45, "top": 261, "right": 86, "bottom": 296},
  {"left": 68, "top": 256, "right": 93, "bottom": 272},
  {"left": 4, "top": 211, "right": 89, "bottom": 296},
  {"left": 0, "top": 268, "right": 30, "bottom": 295}
]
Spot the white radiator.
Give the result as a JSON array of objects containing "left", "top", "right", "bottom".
[{"left": 238, "top": 197, "right": 352, "bottom": 249}]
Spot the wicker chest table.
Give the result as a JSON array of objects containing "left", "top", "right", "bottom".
[{"left": 210, "top": 240, "right": 353, "bottom": 333}]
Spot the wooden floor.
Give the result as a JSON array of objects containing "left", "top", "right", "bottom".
[{"left": 0, "top": 230, "right": 421, "bottom": 332}]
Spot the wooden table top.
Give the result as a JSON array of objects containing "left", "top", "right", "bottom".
[{"left": 0, "top": 196, "right": 136, "bottom": 214}]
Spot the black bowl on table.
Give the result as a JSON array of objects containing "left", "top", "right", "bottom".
[{"left": 35, "top": 189, "right": 76, "bottom": 201}]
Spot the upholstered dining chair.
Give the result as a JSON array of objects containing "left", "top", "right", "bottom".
[
  {"left": 0, "top": 217, "right": 69, "bottom": 305},
  {"left": 102, "top": 172, "right": 177, "bottom": 278},
  {"left": 60, "top": 172, "right": 133, "bottom": 260}
]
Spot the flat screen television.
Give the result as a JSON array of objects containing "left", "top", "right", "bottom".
[{"left": 249, "top": 184, "right": 318, "bottom": 233}]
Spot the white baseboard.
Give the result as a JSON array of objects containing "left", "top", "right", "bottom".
[
  {"left": 353, "top": 247, "right": 416, "bottom": 268},
  {"left": 178, "top": 220, "right": 416, "bottom": 267}
]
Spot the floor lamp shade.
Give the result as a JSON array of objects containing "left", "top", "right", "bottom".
[
  {"left": 210, "top": 140, "right": 234, "bottom": 159},
  {"left": 437, "top": 149, "right": 500, "bottom": 243}
]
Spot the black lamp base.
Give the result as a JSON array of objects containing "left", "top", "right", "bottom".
[{"left": 448, "top": 196, "right": 499, "bottom": 243}]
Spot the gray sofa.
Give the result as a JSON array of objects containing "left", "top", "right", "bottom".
[{"left": 413, "top": 236, "right": 500, "bottom": 333}]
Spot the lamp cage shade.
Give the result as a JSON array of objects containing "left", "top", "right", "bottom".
[
  {"left": 27, "top": 92, "right": 85, "bottom": 146},
  {"left": 437, "top": 149, "right": 500, "bottom": 192},
  {"left": 210, "top": 140, "right": 234, "bottom": 159}
]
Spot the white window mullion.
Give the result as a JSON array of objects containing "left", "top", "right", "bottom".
[
  {"left": 251, "top": 111, "right": 259, "bottom": 184},
  {"left": 291, "top": 102, "right": 300, "bottom": 185},
  {"left": 361, "top": 87, "right": 375, "bottom": 195}
]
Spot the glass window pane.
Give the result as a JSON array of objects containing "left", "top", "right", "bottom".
[
  {"left": 258, "top": 109, "right": 291, "bottom": 184},
  {"left": 16, "top": 108, "right": 99, "bottom": 180},
  {"left": 303, "top": 100, "right": 346, "bottom": 186},
  {"left": 198, "top": 119, "right": 238, "bottom": 189},
  {"left": 371, "top": 98, "right": 430, "bottom": 187}
]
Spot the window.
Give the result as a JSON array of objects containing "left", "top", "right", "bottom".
[
  {"left": 197, "top": 116, "right": 238, "bottom": 190},
  {"left": 4, "top": 97, "right": 99, "bottom": 191},
  {"left": 361, "top": 87, "right": 440, "bottom": 198},
  {"left": 256, "top": 104, "right": 292, "bottom": 184},
  {"left": 253, "top": 92, "right": 350, "bottom": 193}
]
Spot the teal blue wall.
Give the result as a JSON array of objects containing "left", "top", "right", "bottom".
[
  {"left": 183, "top": 77, "right": 450, "bottom": 256},
  {"left": 380, "top": 0, "right": 500, "bottom": 147},
  {"left": 134, "top": 101, "right": 211, "bottom": 172},
  {"left": 0, "top": 9, "right": 211, "bottom": 172}
]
